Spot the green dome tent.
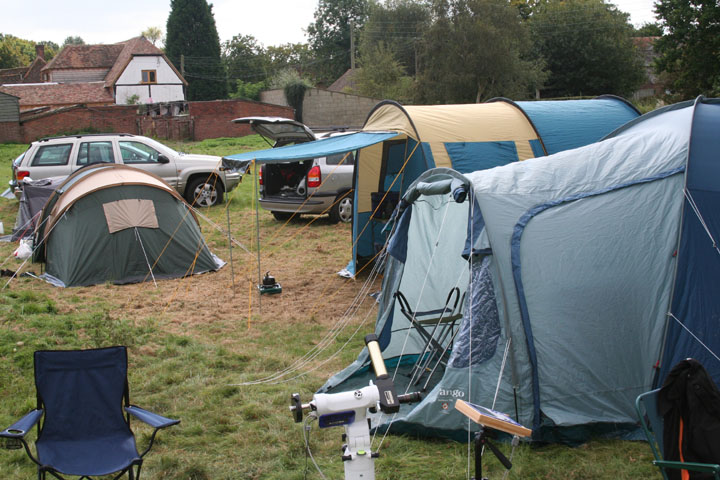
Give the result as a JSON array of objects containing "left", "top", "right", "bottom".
[{"left": 33, "top": 164, "right": 223, "bottom": 287}]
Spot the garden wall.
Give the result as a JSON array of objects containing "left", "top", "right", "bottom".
[{"left": 0, "top": 99, "right": 293, "bottom": 144}]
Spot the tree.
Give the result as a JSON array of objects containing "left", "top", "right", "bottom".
[
  {"left": 353, "top": 41, "right": 415, "bottom": 102},
  {"left": 62, "top": 36, "right": 85, "bottom": 47},
  {"left": 270, "top": 69, "right": 313, "bottom": 122},
  {"left": 0, "top": 34, "right": 32, "bottom": 68},
  {"left": 306, "top": 0, "right": 369, "bottom": 85},
  {"left": 142, "top": 27, "right": 163, "bottom": 46},
  {"left": 530, "top": 0, "right": 645, "bottom": 98},
  {"left": 223, "top": 34, "right": 268, "bottom": 83},
  {"left": 0, "top": 35, "right": 56, "bottom": 69},
  {"left": 359, "top": 0, "right": 431, "bottom": 77},
  {"left": 165, "top": 0, "right": 227, "bottom": 100},
  {"left": 633, "top": 22, "right": 663, "bottom": 37},
  {"left": 654, "top": 0, "right": 720, "bottom": 98},
  {"left": 265, "top": 43, "right": 314, "bottom": 77},
  {"left": 416, "top": 0, "right": 546, "bottom": 103}
]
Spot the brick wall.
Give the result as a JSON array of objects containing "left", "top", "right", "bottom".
[
  {"left": 20, "top": 105, "right": 138, "bottom": 142},
  {"left": 189, "top": 99, "right": 293, "bottom": 140},
  {"left": 0, "top": 99, "right": 294, "bottom": 144},
  {"left": 0, "top": 121, "right": 22, "bottom": 143}
]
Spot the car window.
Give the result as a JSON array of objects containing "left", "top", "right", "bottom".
[
  {"left": 119, "top": 141, "right": 161, "bottom": 164},
  {"left": 326, "top": 151, "right": 355, "bottom": 166},
  {"left": 31, "top": 144, "right": 73, "bottom": 166},
  {"left": 77, "top": 141, "right": 115, "bottom": 165}
]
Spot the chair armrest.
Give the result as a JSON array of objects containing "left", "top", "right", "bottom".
[
  {"left": 1, "top": 409, "right": 43, "bottom": 438},
  {"left": 125, "top": 405, "right": 180, "bottom": 429},
  {"left": 654, "top": 460, "right": 720, "bottom": 474}
]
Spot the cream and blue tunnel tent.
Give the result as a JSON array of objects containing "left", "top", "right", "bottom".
[
  {"left": 320, "top": 97, "right": 720, "bottom": 443},
  {"left": 222, "top": 97, "right": 639, "bottom": 276},
  {"left": 33, "top": 164, "right": 223, "bottom": 287}
]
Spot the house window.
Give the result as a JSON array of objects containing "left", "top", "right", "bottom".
[{"left": 141, "top": 70, "right": 157, "bottom": 84}]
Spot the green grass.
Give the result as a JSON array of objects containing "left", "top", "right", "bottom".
[{"left": 0, "top": 137, "right": 661, "bottom": 479}]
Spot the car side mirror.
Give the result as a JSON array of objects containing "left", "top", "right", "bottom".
[{"left": 157, "top": 154, "right": 170, "bottom": 164}]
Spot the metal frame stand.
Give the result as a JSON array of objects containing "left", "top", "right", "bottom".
[{"left": 471, "top": 426, "right": 513, "bottom": 480}]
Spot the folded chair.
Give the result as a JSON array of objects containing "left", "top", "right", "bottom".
[
  {"left": 635, "top": 388, "right": 720, "bottom": 480},
  {"left": 395, "top": 287, "right": 465, "bottom": 388},
  {"left": 1, "top": 346, "right": 179, "bottom": 479}
]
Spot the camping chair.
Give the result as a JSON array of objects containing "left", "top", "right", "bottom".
[
  {"left": 1, "top": 346, "right": 180, "bottom": 479},
  {"left": 635, "top": 389, "right": 720, "bottom": 480},
  {"left": 395, "top": 287, "right": 465, "bottom": 388}
]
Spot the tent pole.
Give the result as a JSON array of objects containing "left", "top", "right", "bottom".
[
  {"left": 254, "top": 160, "right": 262, "bottom": 313},
  {"left": 226, "top": 202, "right": 235, "bottom": 295}
]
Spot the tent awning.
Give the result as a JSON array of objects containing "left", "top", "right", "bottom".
[{"left": 222, "top": 131, "right": 399, "bottom": 171}]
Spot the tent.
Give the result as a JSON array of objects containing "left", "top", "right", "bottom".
[
  {"left": 320, "top": 97, "right": 720, "bottom": 442},
  {"left": 11, "top": 177, "right": 65, "bottom": 241},
  {"left": 33, "top": 164, "right": 223, "bottom": 287},
  {"left": 223, "top": 97, "right": 639, "bottom": 276}
]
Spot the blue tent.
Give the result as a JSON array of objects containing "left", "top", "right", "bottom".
[
  {"left": 224, "top": 98, "right": 639, "bottom": 276},
  {"left": 321, "top": 97, "right": 720, "bottom": 442}
]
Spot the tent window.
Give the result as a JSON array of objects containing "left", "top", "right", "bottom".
[{"left": 103, "top": 199, "right": 159, "bottom": 233}]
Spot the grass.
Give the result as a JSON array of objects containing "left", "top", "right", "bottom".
[{"left": 0, "top": 137, "right": 661, "bottom": 479}]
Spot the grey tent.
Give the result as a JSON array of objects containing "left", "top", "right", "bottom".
[
  {"left": 12, "top": 177, "right": 66, "bottom": 241},
  {"left": 321, "top": 97, "right": 720, "bottom": 442},
  {"left": 33, "top": 164, "right": 223, "bottom": 287}
]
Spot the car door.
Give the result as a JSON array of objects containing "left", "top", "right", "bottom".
[
  {"left": 117, "top": 139, "right": 178, "bottom": 187},
  {"left": 74, "top": 140, "right": 118, "bottom": 171},
  {"left": 319, "top": 150, "right": 355, "bottom": 195}
]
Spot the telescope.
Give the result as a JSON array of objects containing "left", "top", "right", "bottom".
[{"left": 290, "top": 334, "right": 421, "bottom": 480}]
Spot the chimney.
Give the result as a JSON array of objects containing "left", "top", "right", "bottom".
[{"left": 35, "top": 44, "right": 45, "bottom": 61}]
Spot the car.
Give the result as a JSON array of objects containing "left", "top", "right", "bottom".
[
  {"left": 233, "top": 117, "right": 355, "bottom": 223},
  {"left": 10, "top": 133, "right": 240, "bottom": 207}
]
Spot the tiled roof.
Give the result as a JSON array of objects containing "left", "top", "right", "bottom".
[
  {"left": 43, "top": 43, "right": 125, "bottom": 71},
  {"left": 0, "top": 82, "right": 114, "bottom": 107},
  {"left": 23, "top": 57, "right": 46, "bottom": 83},
  {"left": 328, "top": 69, "right": 358, "bottom": 93},
  {"left": 0, "top": 57, "right": 45, "bottom": 85},
  {"left": 0, "top": 67, "right": 28, "bottom": 85}
]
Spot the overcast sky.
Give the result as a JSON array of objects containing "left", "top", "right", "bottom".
[{"left": 0, "top": 0, "right": 658, "bottom": 48}]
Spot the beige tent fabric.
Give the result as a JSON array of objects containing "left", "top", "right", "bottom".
[
  {"left": 363, "top": 103, "right": 539, "bottom": 143},
  {"left": 357, "top": 137, "right": 401, "bottom": 212},
  {"left": 357, "top": 103, "right": 541, "bottom": 212},
  {"left": 45, "top": 165, "right": 181, "bottom": 232},
  {"left": 103, "top": 199, "right": 159, "bottom": 233}
]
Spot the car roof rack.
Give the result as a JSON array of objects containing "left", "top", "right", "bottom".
[{"left": 37, "top": 133, "right": 136, "bottom": 142}]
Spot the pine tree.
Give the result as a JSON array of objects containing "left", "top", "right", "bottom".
[{"left": 166, "top": 0, "right": 227, "bottom": 100}]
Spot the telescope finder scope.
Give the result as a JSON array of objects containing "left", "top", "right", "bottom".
[{"left": 364, "top": 334, "right": 388, "bottom": 378}]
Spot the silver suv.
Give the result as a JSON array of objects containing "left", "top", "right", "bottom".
[
  {"left": 10, "top": 133, "right": 240, "bottom": 207},
  {"left": 233, "top": 117, "right": 354, "bottom": 223}
]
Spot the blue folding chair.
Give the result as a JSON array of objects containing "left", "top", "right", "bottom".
[
  {"left": 636, "top": 388, "right": 720, "bottom": 480},
  {"left": 1, "top": 346, "right": 179, "bottom": 479}
]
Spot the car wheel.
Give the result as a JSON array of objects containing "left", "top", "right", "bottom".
[
  {"left": 186, "top": 176, "right": 224, "bottom": 207},
  {"left": 271, "top": 211, "right": 293, "bottom": 221},
  {"left": 329, "top": 194, "right": 353, "bottom": 224}
]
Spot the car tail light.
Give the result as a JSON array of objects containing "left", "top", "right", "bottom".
[
  {"left": 16, "top": 170, "right": 30, "bottom": 180},
  {"left": 307, "top": 165, "right": 321, "bottom": 188},
  {"left": 258, "top": 167, "right": 263, "bottom": 185}
]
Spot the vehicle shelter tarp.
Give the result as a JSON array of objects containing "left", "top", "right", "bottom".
[
  {"left": 33, "top": 164, "right": 223, "bottom": 287},
  {"left": 224, "top": 98, "right": 639, "bottom": 277},
  {"left": 320, "top": 97, "right": 720, "bottom": 443}
]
